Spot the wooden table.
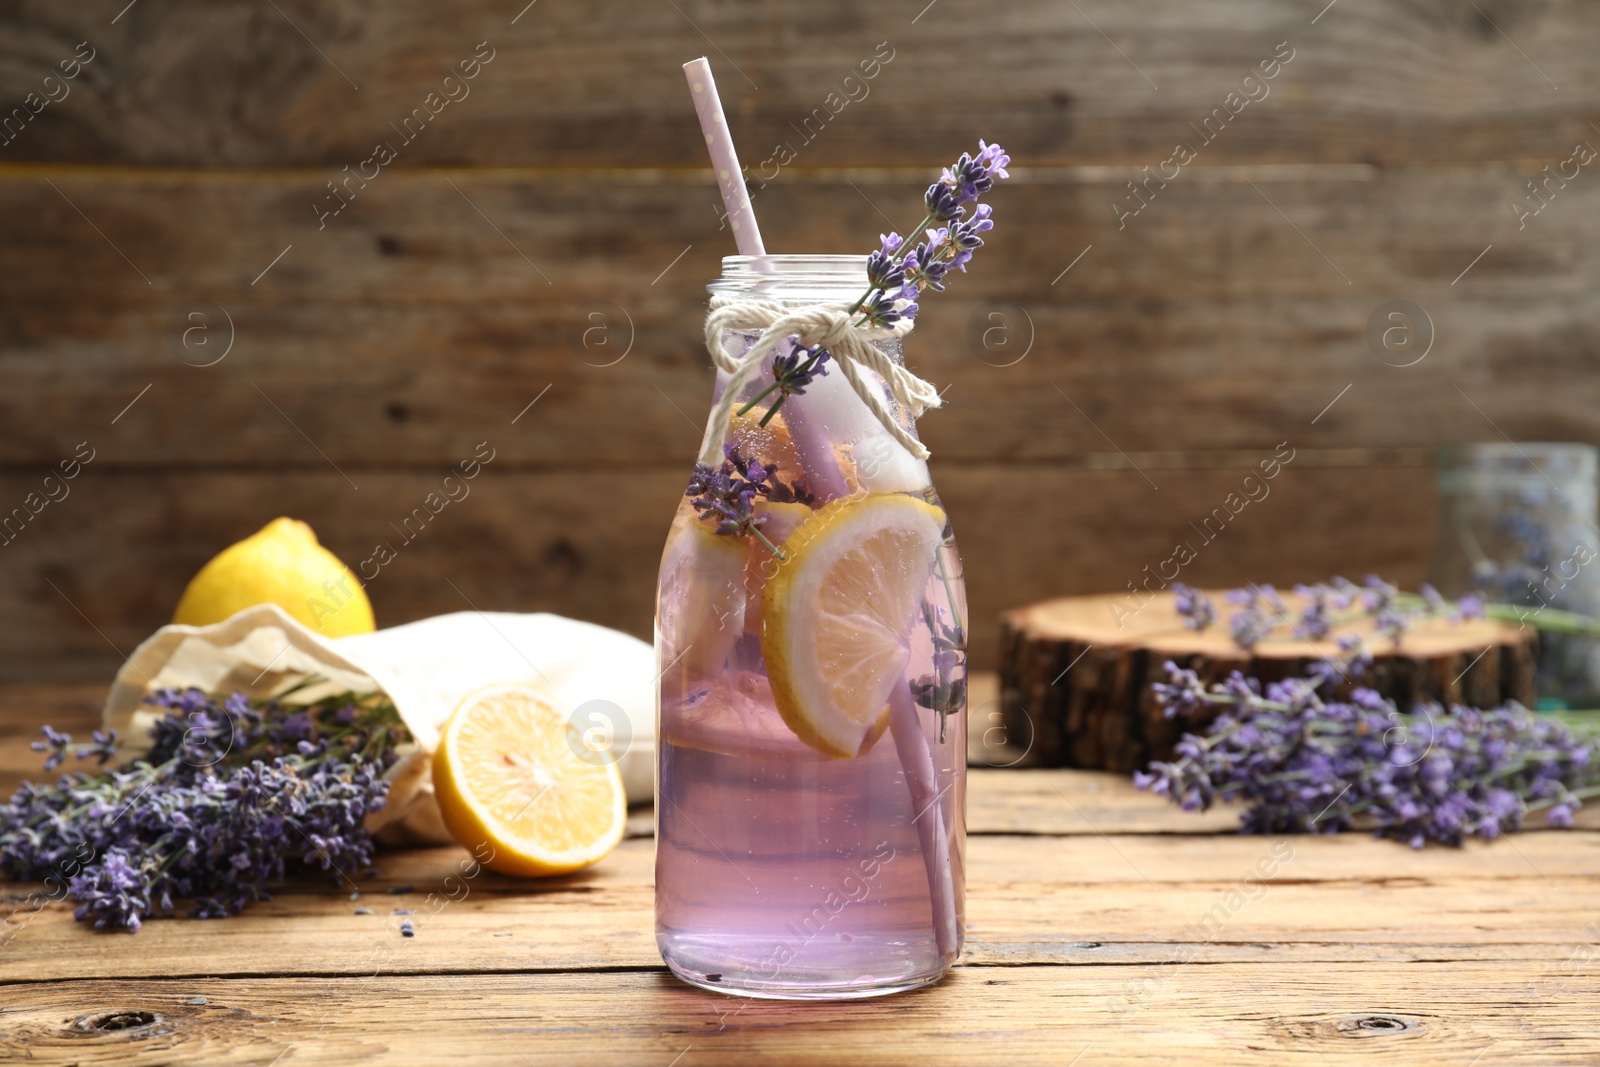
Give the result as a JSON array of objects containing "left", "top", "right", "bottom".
[{"left": 2, "top": 683, "right": 1597, "bottom": 1065}]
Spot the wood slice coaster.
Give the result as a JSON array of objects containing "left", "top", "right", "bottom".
[{"left": 997, "top": 590, "right": 1538, "bottom": 773}]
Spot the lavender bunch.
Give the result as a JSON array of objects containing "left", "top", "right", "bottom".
[
  {"left": 1173, "top": 577, "right": 1486, "bottom": 677},
  {"left": 686, "top": 442, "right": 813, "bottom": 558},
  {"left": 1135, "top": 662, "right": 1600, "bottom": 847},
  {"left": 739, "top": 140, "right": 1010, "bottom": 426},
  {"left": 0, "top": 684, "right": 406, "bottom": 931}
]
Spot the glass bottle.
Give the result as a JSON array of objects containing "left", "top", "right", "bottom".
[
  {"left": 1426, "top": 442, "right": 1600, "bottom": 707},
  {"left": 654, "top": 255, "right": 967, "bottom": 999}
]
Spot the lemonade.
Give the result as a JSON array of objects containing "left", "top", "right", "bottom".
[{"left": 654, "top": 256, "right": 968, "bottom": 998}]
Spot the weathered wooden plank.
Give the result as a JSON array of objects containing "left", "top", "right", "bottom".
[
  {"left": 0, "top": 461, "right": 1442, "bottom": 680},
  {"left": 1, "top": 0, "right": 1598, "bottom": 167},
  {"left": 6, "top": 850, "right": 1600, "bottom": 981},
  {"left": 1, "top": 964, "right": 1596, "bottom": 1065},
  {"left": 5, "top": 812, "right": 1597, "bottom": 981},
  {"left": 0, "top": 171, "right": 1596, "bottom": 467},
  {"left": 12, "top": 822, "right": 1599, "bottom": 904},
  {"left": 0, "top": 467, "right": 676, "bottom": 682},
  {"left": 0, "top": 683, "right": 105, "bottom": 741}
]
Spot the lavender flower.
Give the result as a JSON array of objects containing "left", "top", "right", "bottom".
[
  {"left": 73, "top": 849, "right": 152, "bottom": 932},
  {"left": 30, "top": 725, "right": 73, "bottom": 772},
  {"left": 941, "top": 140, "right": 1011, "bottom": 204},
  {"left": 860, "top": 287, "right": 910, "bottom": 329},
  {"left": 762, "top": 473, "right": 815, "bottom": 506},
  {"left": 911, "top": 603, "right": 966, "bottom": 743},
  {"left": 1360, "top": 573, "right": 1398, "bottom": 613},
  {"left": 1220, "top": 585, "right": 1282, "bottom": 651},
  {"left": 768, "top": 342, "right": 831, "bottom": 404},
  {"left": 730, "top": 335, "right": 835, "bottom": 430},
  {"left": 1229, "top": 608, "right": 1272, "bottom": 650},
  {"left": 1173, "top": 584, "right": 1215, "bottom": 631},
  {"left": 1293, "top": 584, "right": 1331, "bottom": 640},
  {"left": 866, "top": 240, "right": 907, "bottom": 294},
  {"left": 923, "top": 181, "right": 964, "bottom": 224},
  {"left": 901, "top": 242, "right": 949, "bottom": 297},
  {"left": 948, "top": 203, "right": 994, "bottom": 273},
  {"left": 1308, "top": 633, "right": 1373, "bottom": 687},
  {"left": 686, "top": 443, "right": 809, "bottom": 557},
  {"left": 1341, "top": 634, "right": 1374, "bottom": 674},
  {"left": 73, "top": 729, "right": 120, "bottom": 767},
  {"left": 1151, "top": 662, "right": 1211, "bottom": 718},
  {"left": 687, "top": 451, "right": 762, "bottom": 535},
  {"left": 0, "top": 685, "right": 406, "bottom": 932},
  {"left": 1135, "top": 661, "right": 1600, "bottom": 847}
]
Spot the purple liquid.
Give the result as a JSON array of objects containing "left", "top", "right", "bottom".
[
  {"left": 657, "top": 296, "right": 966, "bottom": 998},
  {"left": 655, "top": 521, "right": 966, "bottom": 999}
]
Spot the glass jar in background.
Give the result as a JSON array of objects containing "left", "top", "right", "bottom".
[{"left": 1427, "top": 443, "right": 1600, "bottom": 707}]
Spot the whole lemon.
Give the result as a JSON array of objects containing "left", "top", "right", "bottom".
[{"left": 172, "top": 517, "right": 375, "bottom": 636}]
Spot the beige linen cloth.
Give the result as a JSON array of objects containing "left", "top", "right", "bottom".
[{"left": 101, "top": 605, "right": 655, "bottom": 844}]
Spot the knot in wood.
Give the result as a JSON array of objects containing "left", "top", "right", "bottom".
[
  {"left": 1336, "top": 1014, "right": 1417, "bottom": 1036},
  {"left": 75, "top": 1010, "right": 160, "bottom": 1034}
]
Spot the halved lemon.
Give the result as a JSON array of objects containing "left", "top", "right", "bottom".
[
  {"left": 761, "top": 493, "right": 947, "bottom": 759},
  {"left": 432, "top": 683, "right": 626, "bottom": 877}
]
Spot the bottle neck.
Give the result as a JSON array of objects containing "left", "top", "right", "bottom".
[{"left": 701, "top": 254, "right": 931, "bottom": 495}]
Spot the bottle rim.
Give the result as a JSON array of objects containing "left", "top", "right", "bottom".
[{"left": 708, "top": 255, "right": 870, "bottom": 303}]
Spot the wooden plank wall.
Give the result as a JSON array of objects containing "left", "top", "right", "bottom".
[{"left": 1, "top": 0, "right": 1597, "bottom": 682}]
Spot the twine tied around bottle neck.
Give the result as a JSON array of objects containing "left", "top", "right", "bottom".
[{"left": 700, "top": 294, "right": 943, "bottom": 468}]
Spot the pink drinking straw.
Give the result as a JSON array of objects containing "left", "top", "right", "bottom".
[{"left": 683, "top": 57, "right": 766, "bottom": 257}]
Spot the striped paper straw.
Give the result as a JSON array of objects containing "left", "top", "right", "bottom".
[{"left": 683, "top": 57, "right": 766, "bottom": 256}]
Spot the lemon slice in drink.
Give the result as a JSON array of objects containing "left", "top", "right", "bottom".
[
  {"left": 728, "top": 410, "right": 804, "bottom": 482},
  {"left": 741, "top": 500, "right": 813, "bottom": 637},
  {"left": 657, "top": 515, "right": 749, "bottom": 679},
  {"left": 761, "top": 493, "right": 947, "bottom": 759},
  {"left": 432, "top": 683, "right": 626, "bottom": 877}
]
